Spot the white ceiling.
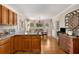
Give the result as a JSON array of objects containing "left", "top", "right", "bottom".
[{"left": 8, "top": 4, "right": 71, "bottom": 19}]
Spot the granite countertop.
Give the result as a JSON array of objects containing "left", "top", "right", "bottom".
[
  {"left": 0, "top": 34, "right": 15, "bottom": 40},
  {"left": 59, "top": 33, "right": 79, "bottom": 39},
  {"left": 67, "top": 35, "right": 79, "bottom": 38},
  {"left": 24, "top": 33, "right": 42, "bottom": 35},
  {"left": 0, "top": 33, "right": 42, "bottom": 40}
]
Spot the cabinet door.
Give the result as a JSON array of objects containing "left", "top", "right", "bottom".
[
  {"left": 73, "top": 39, "right": 79, "bottom": 54},
  {"left": 14, "top": 37, "right": 20, "bottom": 51},
  {"left": 2, "top": 6, "right": 9, "bottom": 25},
  {"left": 23, "top": 38, "right": 31, "bottom": 52},
  {"left": 8, "top": 10, "right": 13, "bottom": 25},
  {"left": 0, "top": 40, "right": 10, "bottom": 54},
  {"left": 0, "top": 5, "right": 2, "bottom": 24},
  {"left": 31, "top": 36, "right": 41, "bottom": 53},
  {"left": 14, "top": 36, "right": 23, "bottom": 51},
  {"left": 10, "top": 36, "right": 14, "bottom": 54},
  {"left": 13, "top": 13, "right": 17, "bottom": 25}
]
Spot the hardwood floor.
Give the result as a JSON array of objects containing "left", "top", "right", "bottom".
[{"left": 41, "top": 37, "right": 65, "bottom": 54}]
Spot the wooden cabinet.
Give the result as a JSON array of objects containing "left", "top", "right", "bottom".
[
  {"left": 0, "top": 35, "right": 41, "bottom": 54},
  {"left": 13, "top": 13, "right": 17, "bottom": 25},
  {"left": 23, "top": 36, "right": 31, "bottom": 52},
  {"left": 14, "top": 35, "right": 41, "bottom": 53},
  {"left": 59, "top": 33, "right": 79, "bottom": 54},
  {"left": 8, "top": 10, "right": 13, "bottom": 25},
  {"left": 9, "top": 10, "right": 17, "bottom": 25},
  {"left": 0, "top": 38, "right": 10, "bottom": 54},
  {"left": 23, "top": 38, "right": 31, "bottom": 52},
  {"left": 14, "top": 35, "right": 32, "bottom": 52},
  {"left": 8, "top": 10, "right": 17, "bottom": 25},
  {"left": 31, "top": 36, "right": 41, "bottom": 53},
  {"left": 0, "top": 42, "right": 10, "bottom": 54},
  {"left": 23, "top": 35, "right": 41, "bottom": 53},
  {"left": 10, "top": 36, "right": 15, "bottom": 54},
  {"left": 0, "top": 5, "right": 17, "bottom": 25},
  {"left": 2, "top": 6, "right": 9, "bottom": 25},
  {"left": 73, "top": 38, "right": 79, "bottom": 53},
  {"left": 0, "top": 5, "right": 2, "bottom": 24},
  {"left": 14, "top": 35, "right": 23, "bottom": 51}
]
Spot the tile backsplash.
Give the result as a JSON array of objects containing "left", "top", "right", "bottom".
[{"left": 0, "top": 25, "right": 16, "bottom": 35}]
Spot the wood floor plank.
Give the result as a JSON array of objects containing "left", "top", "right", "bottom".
[{"left": 41, "top": 37, "right": 65, "bottom": 54}]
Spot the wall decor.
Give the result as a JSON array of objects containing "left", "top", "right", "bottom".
[{"left": 65, "top": 9, "right": 79, "bottom": 32}]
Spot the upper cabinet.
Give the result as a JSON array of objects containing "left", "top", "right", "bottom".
[
  {"left": 13, "top": 12, "right": 17, "bottom": 25},
  {"left": 2, "top": 6, "right": 9, "bottom": 25},
  {"left": 0, "top": 5, "right": 17, "bottom": 25},
  {"left": 8, "top": 10, "right": 13, "bottom": 25}
]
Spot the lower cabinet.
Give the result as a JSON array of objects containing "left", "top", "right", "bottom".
[
  {"left": 32, "top": 36, "right": 41, "bottom": 53},
  {"left": 14, "top": 35, "right": 23, "bottom": 51},
  {"left": 0, "top": 35, "right": 41, "bottom": 54},
  {"left": 0, "top": 42, "right": 10, "bottom": 54},
  {"left": 10, "top": 36, "right": 15, "bottom": 54},
  {"left": 23, "top": 38, "right": 31, "bottom": 52},
  {"left": 0, "top": 38, "right": 10, "bottom": 54},
  {"left": 14, "top": 35, "right": 41, "bottom": 53}
]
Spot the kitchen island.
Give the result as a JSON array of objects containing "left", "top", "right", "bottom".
[
  {"left": 59, "top": 33, "right": 79, "bottom": 54},
  {"left": 0, "top": 34, "right": 41, "bottom": 54}
]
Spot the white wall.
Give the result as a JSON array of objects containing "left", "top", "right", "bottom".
[
  {"left": 15, "top": 15, "right": 26, "bottom": 34},
  {"left": 52, "top": 4, "right": 79, "bottom": 38},
  {"left": 51, "top": 17, "right": 59, "bottom": 38}
]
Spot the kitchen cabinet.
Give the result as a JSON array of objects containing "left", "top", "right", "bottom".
[
  {"left": 0, "top": 5, "right": 2, "bottom": 24},
  {"left": 0, "top": 5, "right": 17, "bottom": 25},
  {"left": 8, "top": 10, "right": 13, "bottom": 25},
  {"left": 13, "top": 13, "right": 17, "bottom": 25},
  {"left": 14, "top": 35, "right": 23, "bottom": 51},
  {"left": 14, "top": 35, "right": 41, "bottom": 53},
  {"left": 31, "top": 36, "right": 41, "bottom": 53},
  {"left": 0, "top": 41, "right": 10, "bottom": 54},
  {"left": 2, "top": 5, "right": 9, "bottom": 25},
  {"left": 10, "top": 36, "right": 15, "bottom": 54},
  {"left": 23, "top": 36, "right": 31, "bottom": 52},
  {"left": 14, "top": 35, "right": 32, "bottom": 52},
  {"left": 0, "top": 37, "right": 10, "bottom": 54},
  {"left": 8, "top": 10, "right": 17, "bottom": 25},
  {"left": 23, "top": 35, "right": 41, "bottom": 53},
  {"left": 0, "top": 35, "right": 41, "bottom": 54}
]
